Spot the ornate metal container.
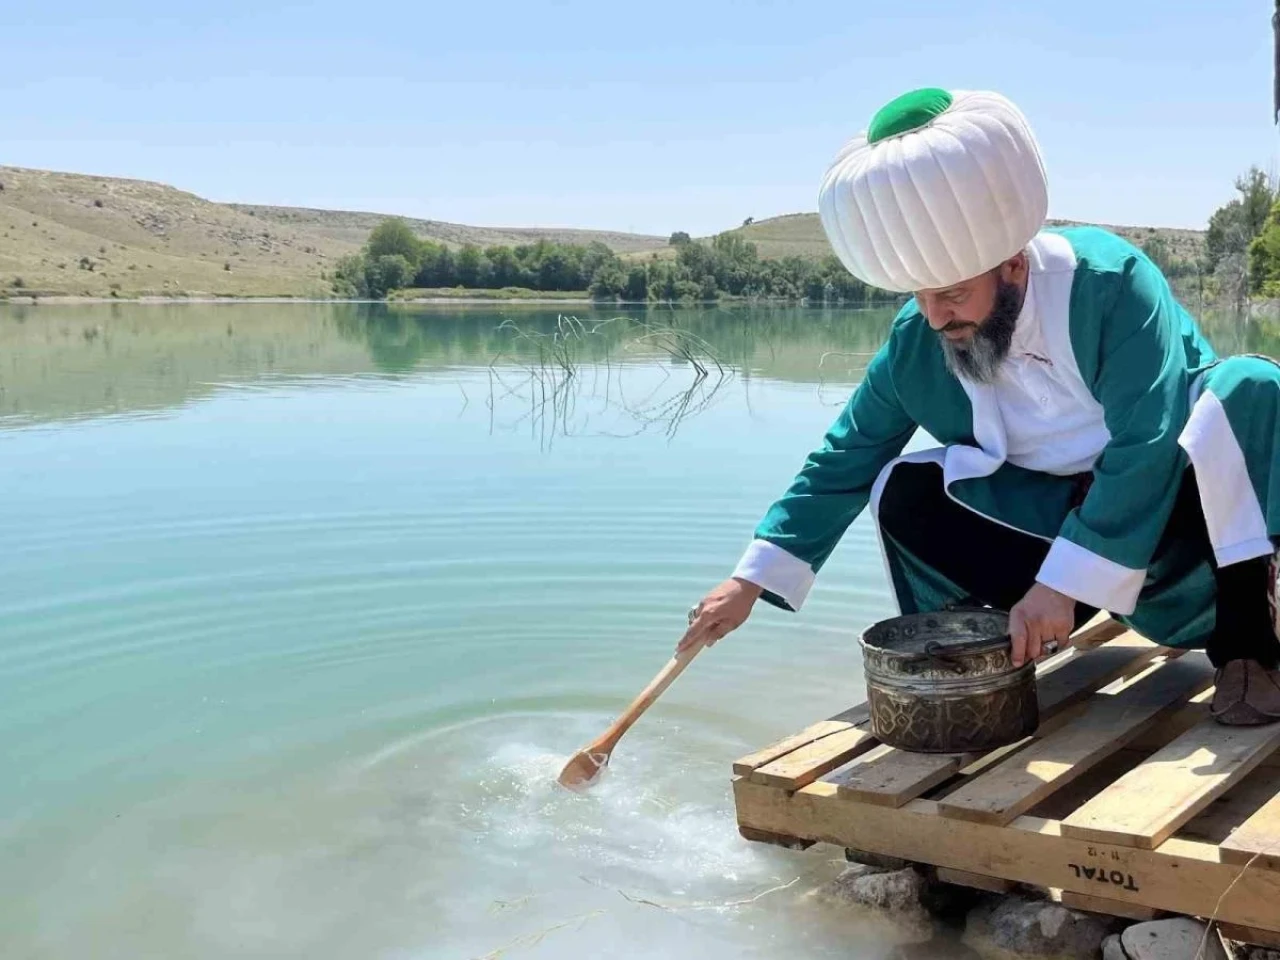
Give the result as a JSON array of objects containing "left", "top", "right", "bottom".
[{"left": 859, "top": 609, "right": 1041, "bottom": 754}]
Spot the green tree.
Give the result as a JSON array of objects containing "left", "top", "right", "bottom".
[
  {"left": 675, "top": 239, "right": 716, "bottom": 278},
  {"left": 364, "top": 254, "right": 414, "bottom": 298},
  {"left": 580, "top": 241, "right": 618, "bottom": 282},
  {"left": 1206, "top": 167, "right": 1277, "bottom": 272},
  {"left": 366, "top": 218, "right": 423, "bottom": 266},
  {"left": 456, "top": 245, "right": 486, "bottom": 287},
  {"left": 622, "top": 265, "right": 648, "bottom": 302},
  {"left": 588, "top": 263, "right": 626, "bottom": 301},
  {"left": 538, "top": 249, "right": 574, "bottom": 290},
  {"left": 485, "top": 246, "right": 519, "bottom": 287},
  {"left": 668, "top": 231, "right": 691, "bottom": 247},
  {"left": 332, "top": 255, "right": 367, "bottom": 297},
  {"left": 1249, "top": 199, "right": 1280, "bottom": 296},
  {"left": 415, "top": 245, "right": 457, "bottom": 287}
]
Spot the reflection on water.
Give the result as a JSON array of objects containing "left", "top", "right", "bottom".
[
  {"left": 0, "top": 298, "right": 1272, "bottom": 960},
  {"left": 1, "top": 300, "right": 1271, "bottom": 430},
  {"left": 0, "top": 302, "right": 901, "bottom": 428}
]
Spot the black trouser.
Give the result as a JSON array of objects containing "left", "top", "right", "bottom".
[{"left": 876, "top": 462, "right": 1280, "bottom": 669}]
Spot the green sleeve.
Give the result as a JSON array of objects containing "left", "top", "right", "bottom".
[
  {"left": 1038, "top": 251, "right": 1193, "bottom": 614},
  {"left": 735, "top": 331, "right": 917, "bottom": 611}
]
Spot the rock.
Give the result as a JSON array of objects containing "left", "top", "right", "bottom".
[
  {"left": 812, "top": 865, "right": 935, "bottom": 943},
  {"left": 962, "top": 895, "right": 1124, "bottom": 960},
  {"left": 1103, "top": 933, "right": 1130, "bottom": 960},
  {"left": 1121, "top": 918, "right": 1228, "bottom": 960},
  {"left": 890, "top": 941, "right": 986, "bottom": 960}
]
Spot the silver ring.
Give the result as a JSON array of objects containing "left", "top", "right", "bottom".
[{"left": 687, "top": 606, "right": 699, "bottom": 625}]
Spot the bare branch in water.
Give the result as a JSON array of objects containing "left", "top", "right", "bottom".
[
  {"left": 816, "top": 349, "right": 874, "bottom": 406},
  {"left": 473, "top": 908, "right": 605, "bottom": 959},
  {"left": 578, "top": 874, "right": 800, "bottom": 912},
  {"left": 487, "top": 314, "right": 735, "bottom": 449}
]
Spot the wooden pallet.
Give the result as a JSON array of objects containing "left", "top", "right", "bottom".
[{"left": 732, "top": 619, "right": 1280, "bottom": 934}]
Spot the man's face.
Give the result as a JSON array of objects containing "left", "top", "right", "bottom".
[{"left": 914, "top": 255, "right": 1029, "bottom": 383}]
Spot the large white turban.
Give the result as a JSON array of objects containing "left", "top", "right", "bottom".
[{"left": 818, "top": 88, "right": 1048, "bottom": 293}]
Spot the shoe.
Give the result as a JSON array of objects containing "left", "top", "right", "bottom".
[{"left": 1210, "top": 659, "right": 1280, "bottom": 726}]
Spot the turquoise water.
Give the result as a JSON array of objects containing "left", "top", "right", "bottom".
[{"left": 0, "top": 301, "right": 1259, "bottom": 959}]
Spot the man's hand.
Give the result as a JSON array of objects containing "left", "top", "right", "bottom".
[
  {"left": 676, "top": 578, "right": 763, "bottom": 654},
  {"left": 1009, "top": 583, "right": 1075, "bottom": 667}
]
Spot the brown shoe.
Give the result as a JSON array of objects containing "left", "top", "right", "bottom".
[{"left": 1211, "top": 660, "right": 1280, "bottom": 726}]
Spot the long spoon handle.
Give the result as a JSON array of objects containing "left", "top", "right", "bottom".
[{"left": 589, "top": 640, "right": 705, "bottom": 753}]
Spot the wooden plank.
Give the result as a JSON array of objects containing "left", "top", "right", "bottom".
[
  {"left": 1220, "top": 790, "right": 1280, "bottom": 869},
  {"left": 1069, "top": 614, "right": 1128, "bottom": 649},
  {"left": 936, "top": 867, "right": 1014, "bottom": 894},
  {"left": 1034, "top": 633, "right": 1164, "bottom": 710},
  {"left": 832, "top": 635, "right": 1165, "bottom": 807},
  {"left": 750, "top": 725, "right": 878, "bottom": 790},
  {"left": 833, "top": 748, "right": 978, "bottom": 806},
  {"left": 732, "top": 704, "right": 869, "bottom": 775},
  {"left": 1058, "top": 891, "right": 1163, "bottom": 921},
  {"left": 1219, "top": 923, "right": 1280, "bottom": 950},
  {"left": 1177, "top": 764, "right": 1280, "bottom": 846},
  {"left": 732, "top": 776, "right": 1280, "bottom": 932},
  {"left": 1061, "top": 717, "right": 1280, "bottom": 850},
  {"left": 937, "top": 656, "right": 1214, "bottom": 825}
]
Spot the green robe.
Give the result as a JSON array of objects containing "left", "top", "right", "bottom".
[{"left": 733, "top": 226, "right": 1280, "bottom": 649}]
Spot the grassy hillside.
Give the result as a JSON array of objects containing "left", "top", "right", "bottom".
[
  {"left": 0, "top": 166, "right": 665, "bottom": 299},
  {"left": 0, "top": 164, "right": 1205, "bottom": 299},
  {"left": 726, "top": 212, "right": 1207, "bottom": 265},
  {"left": 0, "top": 166, "right": 352, "bottom": 298},
  {"left": 230, "top": 204, "right": 668, "bottom": 255}
]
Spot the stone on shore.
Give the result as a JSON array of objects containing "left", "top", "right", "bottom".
[
  {"left": 962, "top": 895, "right": 1122, "bottom": 960},
  {"left": 1102, "top": 933, "right": 1129, "bottom": 960},
  {"left": 1121, "top": 918, "right": 1228, "bottom": 960},
  {"left": 812, "top": 864, "right": 935, "bottom": 943}
]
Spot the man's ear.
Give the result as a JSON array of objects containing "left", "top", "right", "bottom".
[{"left": 1000, "top": 252, "right": 1029, "bottom": 286}]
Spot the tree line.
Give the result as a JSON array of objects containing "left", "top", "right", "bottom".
[
  {"left": 331, "top": 218, "right": 893, "bottom": 304},
  {"left": 1195, "top": 166, "right": 1280, "bottom": 307},
  {"left": 333, "top": 172, "right": 1280, "bottom": 307}
]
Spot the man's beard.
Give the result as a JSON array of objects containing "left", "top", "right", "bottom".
[{"left": 939, "top": 279, "right": 1023, "bottom": 384}]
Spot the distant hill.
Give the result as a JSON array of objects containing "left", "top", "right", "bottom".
[
  {"left": 726, "top": 212, "right": 1207, "bottom": 265},
  {"left": 0, "top": 164, "right": 1205, "bottom": 299},
  {"left": 0, "top": 166, "right": 666, "bottom": 298},
  {"left": 228, "top": 204, "right": 669, "bottom": 255}
]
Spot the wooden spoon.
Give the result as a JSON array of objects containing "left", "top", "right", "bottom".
[{"left": 556, "top": 638, "right": 705, "bottom": 791}]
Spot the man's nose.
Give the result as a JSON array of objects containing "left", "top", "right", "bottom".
[{"left": 921, "top": 300, "right": 950, "bottom": 331}]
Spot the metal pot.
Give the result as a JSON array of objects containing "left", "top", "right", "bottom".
[{"left": 858, "top": 609, "right": 1045, "bottom": 754}]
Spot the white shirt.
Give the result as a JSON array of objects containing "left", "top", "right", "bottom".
[{"left": 984, "top": 233, "right": 1111, "bottom": 477}]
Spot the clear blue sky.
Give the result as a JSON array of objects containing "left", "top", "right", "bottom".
[{"left": 3, "top": 0, "right": 1276, "bottom": 236}]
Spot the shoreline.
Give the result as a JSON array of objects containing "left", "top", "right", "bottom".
[
  {"left": 0, "top": 295, "right": 598, "bottom": 306},
  {"left": 0, "top": 294, "right": 905, "bottom": 307}
]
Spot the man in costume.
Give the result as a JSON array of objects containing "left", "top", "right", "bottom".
[{"left": 680, "top": 88, "right": 1280, "bottom": 725}]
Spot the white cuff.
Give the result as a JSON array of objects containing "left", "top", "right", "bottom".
[
  {"left": 1213, "top": 537, "right": 1275, "bottom": 568},
  {"left": 732, "top": 539, "right": 816, "bottom": 611},
  {"left": 1036, "top": 536, "right": 1145, "bottom": 615}
]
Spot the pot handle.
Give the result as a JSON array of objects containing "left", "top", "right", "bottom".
[
  {"left": 915, "top": 636, "right": 1060, "bottom": 673},
  {"left": 916, "top": 640, "right": 969, "bottom": 674}
]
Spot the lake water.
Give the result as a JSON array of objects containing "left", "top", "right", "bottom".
[{"left": 0, "top": 300, "right": 1264, "bottom": 959}]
